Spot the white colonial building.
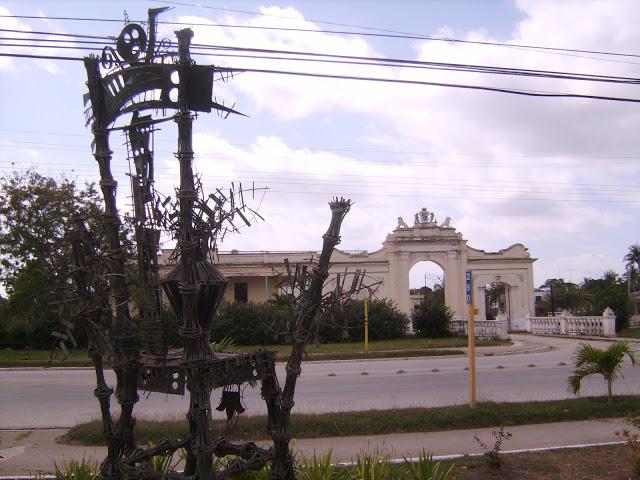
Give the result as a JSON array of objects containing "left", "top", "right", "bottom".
[{"left": 159, "top": 209, "right": 537, "bottom": 333}]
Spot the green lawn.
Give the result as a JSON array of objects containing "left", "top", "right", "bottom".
[
  {"left": 63, "top": 395, "right": 640, "bottom": 445},
  {"left": 0, "top": 348, "right": 92, "bottom": 368},
  {"left": 235, "top": 336, "right": 507, "bottom": 357},
  {"left": 619, "top": 327, "right": 640, "bottom": 339},
  {"left": 0, "top": 337, "right": 509, "bottom": 367}
]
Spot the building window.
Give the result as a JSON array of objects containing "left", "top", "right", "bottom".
[{"left": 234, "top": 282, "right": 248, "bottom": 303}]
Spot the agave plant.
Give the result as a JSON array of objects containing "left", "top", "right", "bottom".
[
  {"left": 568, "top": 341, "right": 637, "bottom": 404},
  {"left": 403, "top": 450, "right": 453, "bottom": 480},
  {"left": 352, "top": 451, "right": 392, "bottom": 480},
  {"left": 53, "top": 457, "right": 99, "bottom": 480},
  {"left": 211, "top": 335, "right": 238, "bottom": 353},
  {"left": 296, "top": 450, "right": 345, "bottom": 480},
  {"left": 148, "top": 445, "right": 183, "bottom": 475}
]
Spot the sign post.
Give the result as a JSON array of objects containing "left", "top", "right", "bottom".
[{"left": 466, "top": 270, "right": 477, "bottom": 408}]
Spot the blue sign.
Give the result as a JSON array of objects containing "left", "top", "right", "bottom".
[{"left": 466, "top": 271, "right": 472, "bottom": 304}]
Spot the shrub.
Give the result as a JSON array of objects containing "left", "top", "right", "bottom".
[
  {"left": 211, "top": 301, "right": 291, "bottom": 346},
  {"left": 320, "top": 299, "right": 408, "bottom": 343},
  {"left": 411, "top": 296, "right": 453, "bottom": 338}
]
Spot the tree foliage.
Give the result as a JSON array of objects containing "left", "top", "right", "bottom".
[
  {"left": 411, "top": 291, "right": 453, "bottom": 338},
  {"left": 485, "top": 282, "right": 507, "bottom": 320},
  {"left": 209, "top": 297, "right": 408, "bottom": 346},
  {"left": 624, "top": 244, "right": 640, "bottom": 293},
  {"left": 537, "top": 273, "right": 632, "bottom": 331},
  {"left": 320, "top": 298, "right": 408, "bottom": 343},
  {"left": 0, "top": 171, "right": 104, "bottom": 349},
  {"left": 211, "top": 300, "right": 291, "bottom": 345},
  {"left": 568, "top": 341, "right": 637, "bottom": 404}
]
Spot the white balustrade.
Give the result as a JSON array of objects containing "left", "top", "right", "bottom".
[
  {"left": 450, "top": 318, "right": 509, "bottom": 339},
  {"left": 527, "top": 308, "right": 616, "bottom": 337}
]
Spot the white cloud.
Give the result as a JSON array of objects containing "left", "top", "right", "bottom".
[
  {"left": 29, "top": 2, "right": 635, "bottom": 285},
  {"left": 0, "top": 6, "right": 72, "bottom": 74}
]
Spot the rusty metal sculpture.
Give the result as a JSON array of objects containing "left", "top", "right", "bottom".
[{"left": 59, "top": 8, "right": 376, "bottom": 480}]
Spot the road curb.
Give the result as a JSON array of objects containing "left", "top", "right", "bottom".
[{"left": 356, "top": 440, "right": 627, "bottom": 466}]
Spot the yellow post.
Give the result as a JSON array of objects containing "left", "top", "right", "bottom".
[
  {"left": 468, "top": 302, "right": 477, "bottom": 408},
  {"left": 466, "top": 270, "right": 477, "bottom": 408},
  {"left": 364, "top": 299, "right": 369, "bottom": 353}
]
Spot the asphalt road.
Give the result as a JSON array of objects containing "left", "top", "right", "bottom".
[{"left": 2, "top": 335, "right": 640, "bottom": 429}]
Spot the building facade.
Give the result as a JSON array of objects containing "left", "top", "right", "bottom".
[{"left": 159, "top": 209, "right": 536, "bottom": 330}]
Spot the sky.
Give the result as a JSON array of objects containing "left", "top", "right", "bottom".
[{"left": 1, "top": 0, "right": 639, "bottom": 290}]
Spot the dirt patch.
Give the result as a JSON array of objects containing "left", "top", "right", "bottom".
[{"left": 449, "top": 444, "right": 636, "bottom": 479}]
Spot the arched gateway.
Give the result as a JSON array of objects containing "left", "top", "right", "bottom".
[{"left": 159, "top": 208, "right": 536, "bottom": 331}]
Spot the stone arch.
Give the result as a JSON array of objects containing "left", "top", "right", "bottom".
[
  {"left": 409, "top": 258, "right": 446, "bottom": 310},
  {"left": 471, "top": 272, "right": 531, "bottom": 331},
  {"left": 382, "top": 212, "right": 534, "bottom": 330}
]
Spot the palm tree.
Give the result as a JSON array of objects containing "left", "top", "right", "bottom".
[
  {"left": 624, "top": 244, "right": 640, "bottom": 292},
  {"left": 568, "top": 341, "right": 637, "bottom": 404}
]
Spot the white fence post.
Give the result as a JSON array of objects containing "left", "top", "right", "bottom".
[{"left": 602, "top": 307, "right": 616, "bottom": 336}]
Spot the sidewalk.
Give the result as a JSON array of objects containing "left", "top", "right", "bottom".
[{"left": 0, "top": 418, "right": 627, "bottom": 476}]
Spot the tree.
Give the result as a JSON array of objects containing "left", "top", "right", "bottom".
[
  {"left": 411, "top": 294, "right": 453, "bottom": 338},
  {"left": 0, "top": 170, "right": 104, "bottom": 349},
  {"left": 326, "top": 298, "right": 408, "bottom": 342},
  {"left": 485, "top": 282, "right": 507, "bottom": 320},
  {"left": 625, "top": 244, "right": 640, "bottom": 274},
  {"left": 580, "top": 273, "right": 631, "bottom": 331},
  {"left": 568, "top": 341, "right": 637, "bottom": 404},
  {"left": 538, "top": 278, "right": 583, "bottom": 314},
  {"left": 624, "top": 244, "right": 640, "bottom": 293}
]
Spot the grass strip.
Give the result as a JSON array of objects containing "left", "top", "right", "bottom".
[
  {"left": 0, "top": 337, "right": 508, "bottom": 368},
  {"left": 63, "top": 395, "right": 640, "bottom": 446},
  {"left": 619, "top": 328, "right": 640, "bottom": 339},
  {"left": 0, "top": 349, "right": 92, "bottom": 368}
]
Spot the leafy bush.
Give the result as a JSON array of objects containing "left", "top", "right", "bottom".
[
  {"left": 411, "top": 296, "right": 453, "bottom": 338},
  {"left": 320, "top": 299, "right": 408, "bottom": 343},
  {"left": 211, "top": 301, "right": 292, "bottom": 346}
]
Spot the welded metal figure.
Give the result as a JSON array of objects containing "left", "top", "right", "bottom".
[{"left": 70, "top": 8, "right": 376, "bottom": 480}]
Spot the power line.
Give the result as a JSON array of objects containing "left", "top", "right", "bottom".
[
  {"left": 0, "top": 43, "right": 103, "bottom": 52},
  {"left": 188, "top": 43, "right": 640, "bottom": 86},
  {"left": 0, "top": 36, "right": 111, "bottom": 46},
  {"left": 8, "top": 35, "right": 640, "bottom": 88},
  {"left": 4, "top": 49, "right": 639, "bottom": 103},
  {"left": 9, "top": 30, "right": 640, "bottom": 87},
  {"left": 3, "top": 142, "right": 639, "bottom": 168},
  {"left": 2, "top": 157, "right": 636, "bottom": 190},
  {"left": 0, "top": 52, "right": 83, "bottom": 61},
  {"left": 219, "top": 66, "right": 640, "bottom": 104},
  {"left": 2, "top": 129, "right": 639, "bottom": 161},
  {"left": 2, "top": 164, "right": 636, "bottom": 204},
  {"left": 0, "top": 27, "right": 110, "bottom": 40},
  {"left": 3, "top": 13, "right": 640, "bottom": 61}
]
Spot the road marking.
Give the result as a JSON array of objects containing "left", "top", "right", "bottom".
[{"left": 0, "top": 445, "right": 27, "bottom": 462}]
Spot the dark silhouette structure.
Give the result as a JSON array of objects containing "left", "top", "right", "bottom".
[{"left": 57, "top": 8, "right": 375, "bottom": 480}]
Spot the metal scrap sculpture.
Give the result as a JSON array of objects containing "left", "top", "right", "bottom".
[{"left": 62, "top": 8, "right": 375, "bottom": 480}]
